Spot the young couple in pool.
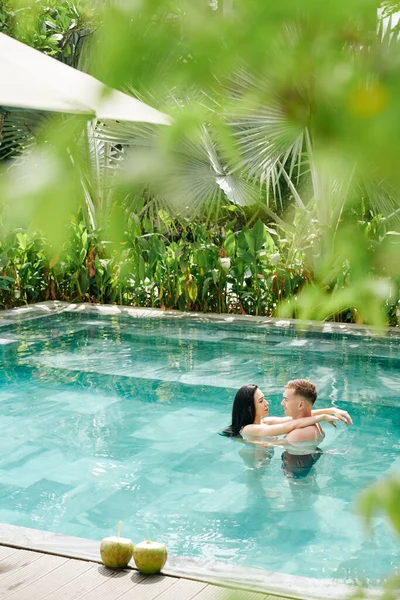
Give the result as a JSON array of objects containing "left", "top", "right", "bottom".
[{"left": 223, "top": 379, "right": 352, "bottom": 454}]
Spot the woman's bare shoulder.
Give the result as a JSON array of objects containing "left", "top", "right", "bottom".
[{"left": 241, "top": 424, "right": 278, "bottom": 440}]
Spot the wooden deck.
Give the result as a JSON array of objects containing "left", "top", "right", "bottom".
[{"left": 0, "top": 545, "right": 292, "bottom": 600}]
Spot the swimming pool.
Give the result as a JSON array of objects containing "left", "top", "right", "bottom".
[{"left": 0, "top": 306, "right": 398, "bottom": 587}]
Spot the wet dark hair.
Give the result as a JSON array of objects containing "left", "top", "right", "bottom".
[{"left": 221, "top": 384, "right": 258, "bottom": 437}]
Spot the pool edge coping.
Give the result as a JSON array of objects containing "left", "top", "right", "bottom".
[
  {"left": 0, "top": 522, "right": 381, "bottom": 600},
  {"left": 0, "top": 300, "right": 399, "bottom": 338}
]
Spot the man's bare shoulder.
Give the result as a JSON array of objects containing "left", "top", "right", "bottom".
[{"left": 286, "top": 425, "right": 318, "bottom": 442}]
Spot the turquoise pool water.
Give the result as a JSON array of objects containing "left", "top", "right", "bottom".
[{"left": 0, "top": 311, "right": 399, "bottom": 585}]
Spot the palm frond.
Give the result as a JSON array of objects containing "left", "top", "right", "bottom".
[
  {"left": 361, "top": 176, "right": 400, "bottom": 228},
  {"left": 78, "top": 119, "right": 126, "bottom": 228},
  {"left": 0, "top": 110, "right": 42, "bottom": 162}
]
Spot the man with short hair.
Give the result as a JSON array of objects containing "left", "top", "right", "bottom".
[
  {"left": 261, "top": 378, "right": 352, "bottom": 454},
  {"left": 281, "top": 379, "right": 325, "bottom": 453}
]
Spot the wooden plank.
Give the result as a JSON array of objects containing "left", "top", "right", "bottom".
[
  {"left": 227, "top": 589, "right": 268, "bottom": 600},
  {"left": 0, "top": 546, "right": 19, "bottom": 562},
  {"left": 77, "top": 568, "right": 145, "bottom": 600},
  {"left": 148, "top": 577, "right": 207, "bottom": 600},
  {"left": 189, "top": 584, "right": 268, "bottom": 600},
  {"left": 0, "top": 549, "right": 42, "bottom": 580},
  {"left": 3, "top": 557, "right": 93, "bottom": 600},
  {"left": 0, "top": 553, "right": 67, "bottom": 598},
  {"left": 116, "top": 573, "right": 178, "bottom": 600},
  {"left": 40, "top": 563, "right": 126, "bottom": 600},
  {"left": 0, "top": 549, "right": 293, "bottom": 600}
]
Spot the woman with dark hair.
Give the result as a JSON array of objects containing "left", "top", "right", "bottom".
[{"left": 222, "top": 383, "right": 343, "bottom": 440}]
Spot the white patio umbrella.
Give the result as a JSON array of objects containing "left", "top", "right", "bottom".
[{"left": 0, "top": 33, "right": 171, "bottom": 125}]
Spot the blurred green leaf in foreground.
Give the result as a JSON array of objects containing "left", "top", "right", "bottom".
[
  {"left": 1, "top": 0, "right": 400, "bottom": 325},
  {"left": 358, "top": 475, "right": 400, "bottom": 600}
]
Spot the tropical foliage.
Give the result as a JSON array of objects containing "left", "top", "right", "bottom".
[
  {"left": 1, "top": 205, "right": 399, "bottom": 327},
  {"left": 1, "top": 211, "right": 306, "bottom": 313},
  {"left": 1, "top": 0, "right": 400, "bottom": 327},
  {"left": 0, "top": 1, "right": 400, "bottom": 596},
  {"left": 0, "top": 0, "right": 93, "bottom": 64}
]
